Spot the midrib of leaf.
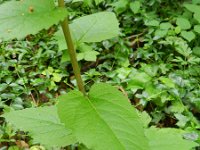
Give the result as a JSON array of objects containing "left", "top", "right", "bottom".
[
  {"left": 85, "top": 97, "right": 126, "bottom": 150},
  {"left": 90, "top": 92, "right": 135, "bottom": 115},
  {"left": 89, "top": 97, "right": 143, "bottom": 148},
  {"left": 76, "top": 16, "right": 99, "bottom": 43}
]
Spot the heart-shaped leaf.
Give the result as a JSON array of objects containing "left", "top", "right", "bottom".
[
  {"left": 176, "top": 17, "right": 191, "bottom": 30},
  {"left": 181, "top": 31, "right": 195, "bottom": 42},
  {"left": 70, "top": 12, "right": 119, "bottom": 43},
  {"left": 55, "top": 12, "right": 119, "bottom": 51},
  {"left": 57, "top": 83, "right": 149, "bottom": 150}
]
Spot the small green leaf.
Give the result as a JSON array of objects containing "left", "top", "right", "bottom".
[
  {"left": 128, "top": 72, "right": 152, "bottom": 90},
  {"left": 95, "top": 0, "right": 104, "bottom": 5},
  {"left": 174, "top": 114, "right": 189, "bottom": 127},
  {"left": 52, "top": 73, "right": 62, "bottom": 82},
  {"left": 160, "top": 22, "right": 172, "bottom": 30},
  {"left": 194, "top": 12, "right": 200, "bottom": 23},
  {"left": 3, "top": 106, "right": 76, "bottom": 147},
  {"left": 159, "top": 77, "right": 175, "bottom": 88},
  {"left": 77, "top": 43, "right": 99, "bottom": 61},
  {"left": 61, "top": 50, "right": 70, "bottom": 63},
  {"left": 83, "top": 51, "right": 99, "bottom": 61},
  {"left": 168, "top": 101, "right": 185, "bottom": 113},
  {"left": 181, "top": 31, "right": 196, "bottom": 42},
  {"left": 112, "top": 0, "right": 129, "bottom": 14},
  {"left": 184, "top": 3, "right": 200, "bottom": 13},
  {"left": 176, "top": 18, "right": 191, "bottom": 30},
  {"left": 154, "top": 29, "right": 168, "bottom": 38},
  {"left": 130, "top": 1, "right": 141, "bottom": 14},
  {"left": 193, "top": 47, "right": 200, "bottom": 57},
  {"left": 57, "top": 83, "right": 149, "bottom": 150},
  {"left": 0, "top": 83, "right": 8, "bottom": 92},
  {"left": 145, "top": 20, "right": 160, "bottom": 27},
  {"left": 194, "top": 25, "right": 200, "bottom": 33},
  {"left": 175, "top": 26, "right": 181, "bottom": 34}
]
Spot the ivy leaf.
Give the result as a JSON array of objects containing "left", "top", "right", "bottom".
[
  {"left": 194, "top": 25, "right": 200, "bottom": 33},
  {"left": 77, "top": 43, "right": 99, "bottom": 61},
  {"left": 112, "top": 0, "right": 129, "bottom": 14},
  {"left": 145, "top": 127, "right": 198, "bottom": 150},
  {"left": 193, "top": 47, "right": 200, "bottom": 57},
  {"left": 145, "top": 20, "right": 160, "bottom": 27},
  {"left": 0, "top": 0, "right": 67, "bottom": 40},
  {"left": 160, "top": 22, "right": 172, "bottom": 30},
  {"left": 3, "top": 106, "right": 76, "bottom": 147},
  {"left": 194, "top": 12, "right": 200, "bottom": 23},
  {"left": 184, "top": 3, "right": 200, "bottom": 13},
  {"left": 159, "top": 77, "right": 175, "bottom": 88},
  {"left": 176, "top": 17, "right": 191, "bottom": 30},
  {"left": 174, "top": 114, "right": 189, "bottom": 127},
  {"left": 154, "top": 29, "right": 168, "bottom": 38},
  {"left": 83, "top": 51, "right": 99, "bottom": 61},
  {"left": 181, "top": 31, "right": 196, "bottom": 42},
  {"left": 57, "top": 83, "right": 149, "bottom": 150},
  {"left": 94, "top": 0, "right": 104, "bottom": 5},
  {"left": 130, "top": 1, "right": 141, "bottom": 14},
  {"left": 127, "top": 72, "right": 152, "bottom": 90}
]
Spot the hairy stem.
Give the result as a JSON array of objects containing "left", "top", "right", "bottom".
[{"left": 58, "top": 0, "right": 86, "bottom": 95}]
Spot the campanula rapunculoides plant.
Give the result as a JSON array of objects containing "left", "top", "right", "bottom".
[{"left": 0, "top": 0, "right": 198, "bottom": 149}]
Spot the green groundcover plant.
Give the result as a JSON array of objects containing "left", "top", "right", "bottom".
[{"left": 0, "top": 0, "right": 198, "bottom": 149}]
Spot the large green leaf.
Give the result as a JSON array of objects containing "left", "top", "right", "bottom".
[
  {"left": 0, "top": 0, "right": 67, "bottom": 40},
  {"left": 70, "top": 12, "right": 119, "bottom": 43},
  {"left": 55, "top": 12, "right": 119, "bottom": 54},
  {"left": 3, "top": 106, "right": 76, "bottom": 147},
  {"left": 57, "top": 83, "right": 149, "bottom": 150},
  {"left": 145, "top": 127, "right": 198, "bottom": 150}
]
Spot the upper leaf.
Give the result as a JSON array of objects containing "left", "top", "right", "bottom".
[
  {"left": 0, "top": 0, "right": 67, "bottom": 40},
  {"left": 3, "top": 106, "right": 76, "bottom": 147},
  {"left": 70, "top": 12, "right": 119, "bottom": 43},
  {"left": 57, "top": 83, "right": 149, "bottom": 150}
]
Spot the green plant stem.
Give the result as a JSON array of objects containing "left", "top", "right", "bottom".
[{"left": 58, "top": 0, "right": 86, "bottom": 95}]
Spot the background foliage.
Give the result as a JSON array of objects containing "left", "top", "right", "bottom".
[{"left": 1, "top": 0, "right": 200, "bottom": 149}]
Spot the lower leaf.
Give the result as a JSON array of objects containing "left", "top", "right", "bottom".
[
  {"left": 3, "top": 106, "right": 77, "bottom": 148},
  {"left": 57, "top": 83, "right": 149, "bottom": 150}
]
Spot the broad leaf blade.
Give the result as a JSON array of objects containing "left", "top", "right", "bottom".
[
  {"left": 70, "top": 12, "right": 119, "bottom": 43},
  {"left": 0, "top": 0, "right": 67, "bottom": 40},
  {"left": 145, "top": 127, "right": 198, "bottom": 150},
  {"left": 57, "top": 83, "right": 149, "bottom": 150},
  {"left": 3, "top": 106, "right": 76, "bottom": 147}
]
